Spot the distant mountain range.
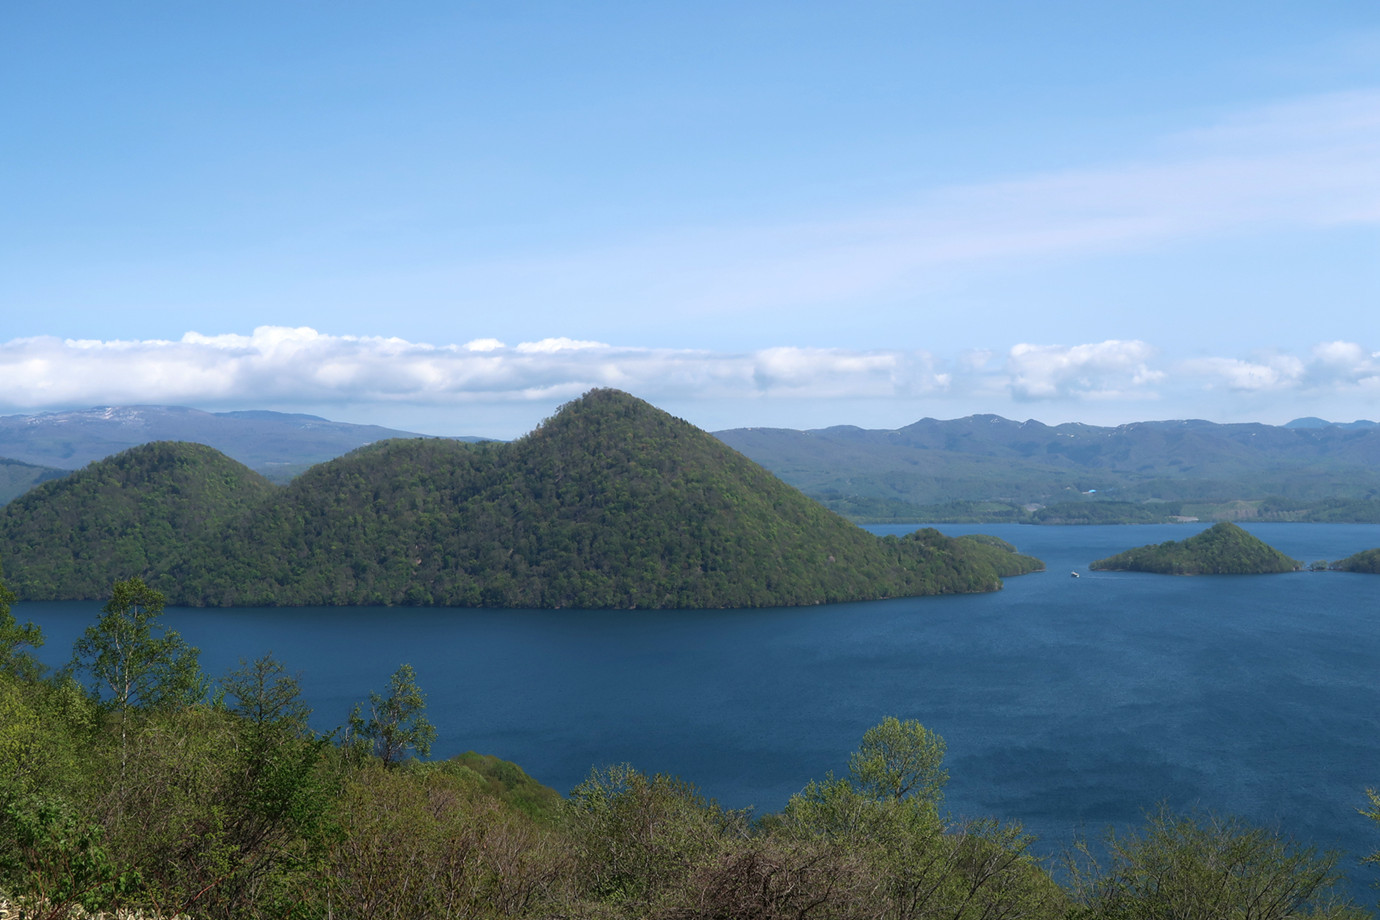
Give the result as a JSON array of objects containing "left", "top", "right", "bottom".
[
  {"left": 1282, "top": 417, "right": 1380, "bottom": 430},
  {"left": 0, "top": 405, "right": 479, "bottom": 501},
  {"left": 4, "top": 404, "right": 1380, "bottom": 522},
  {"left": 0, "top": 457, "right": 70, "bottom": 506},
  {"left": 0, "top": 405, "right": 466, "bottom": 470},
  {"left": 715, "top": 414, "right": 1380, "bottom": 521},
  {"left": 0, "top": 390, "right": 1040, "bottom": 607}
]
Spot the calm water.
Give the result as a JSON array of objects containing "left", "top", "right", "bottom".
[{"left": 20, "top": 523, "right": 1380, "bottom": 893}]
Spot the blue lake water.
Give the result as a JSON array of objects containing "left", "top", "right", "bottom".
[{"left": 19, "top": 522, "right": 1380, "bottom": 895}]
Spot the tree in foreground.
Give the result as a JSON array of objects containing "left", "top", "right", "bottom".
[
  {"left": 70, "top": 577, "right": 203, "bottom": 713},
  {"left": 348, "top": 662, "right": 437, "bottom": 767},
  {"left": 1065, "top": 806, "right": 1365, "bottom": 919},
  {"left": 221, "top": 652, "right": 312, "bottom": 734},
  {"left": 0, "top": 574, "right": 44, "bottom": 680},
  {"left": 68, "top": 576, "right": 205, "bottom": 794},
  {"left": 565, "top": 763, "right": 749, "bottom": 909},
  {"left": 849, "top": 715, "right": 949, "bottom": 804},
  {"left": 778, "top": 717, "right": 1063, "bottom": 920}
]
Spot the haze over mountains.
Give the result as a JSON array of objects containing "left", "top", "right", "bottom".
[
  {"left": 0, "top": 405, "right": 451, "bottom": 473},
  {"left": 716, "top": 414, "right": 1380, "bottom": 520}
]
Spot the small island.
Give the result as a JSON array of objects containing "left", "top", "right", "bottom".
[{"left": 1089, "top": 522, "right": 1300, "bottom": 575}]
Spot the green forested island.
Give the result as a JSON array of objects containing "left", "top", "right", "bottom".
[
  {"left": 1089, "top": 521, "right": 1300, "bottom": 575},
  {"left": 0, "top": 389, "right": 1041, "bottom": 608}
]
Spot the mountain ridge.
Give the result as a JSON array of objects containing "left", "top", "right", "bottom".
[
  {"left": 0, "top": 457, "right": 68, "bottom": 505},
  {"left": 715, "top": 413, "right": 1380, "bottom": 519},
  {"left": 8, "top": 404, "right": 1380, "bottom": 520},
  {"left": 0, "top": 404, "right": 479, "bottom": 481}
]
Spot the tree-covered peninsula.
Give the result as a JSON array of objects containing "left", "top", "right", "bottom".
[
  {"left": 1333, "top": 548, "right": 1380, "bottom": 574},
  {"left": 0, "top": 389, "right": 1042, "bottom": 608},
  {"left": 1088, "top": 521, "right": 1300, "bottom": 575}
]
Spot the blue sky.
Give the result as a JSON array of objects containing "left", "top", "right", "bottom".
[{"left": 2, "top": 2, "right": 1377, "bottom": 437}]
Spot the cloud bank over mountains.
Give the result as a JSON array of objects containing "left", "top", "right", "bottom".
[{"left": 2, "top": 327, "right": 1377, "bottom": 433}]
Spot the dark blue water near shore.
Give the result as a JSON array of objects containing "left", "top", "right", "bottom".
[{"left": 21, "top": 523, "right": 1380, "bottom": 895}]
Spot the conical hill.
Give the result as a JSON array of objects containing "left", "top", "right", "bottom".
[
  {"left": 1089, "top": 521, "right": 1299, "bottom": 575},
  {"left": 1, "top": 390, "right": 1043, "bottom": 607},
  {"left": 0, "top": 441, "right": 275, "bottom": 599}
]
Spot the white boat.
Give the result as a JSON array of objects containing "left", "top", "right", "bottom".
[{"left": 1070, "top": 570, "right": 1080, "bottom": 578}]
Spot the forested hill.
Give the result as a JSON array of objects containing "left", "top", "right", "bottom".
[
  {"left": 1089, "top": 522, "right": 1300, "bottom": 575},
  {"left": 1334, "top": 548, "right": 1380, "bottom": 574},
  {"left": 0, "top": 389, "right": 1041, "bottom": 608},
  {"left": 0, "top": 442, "right": 277, "bottom": 598}
]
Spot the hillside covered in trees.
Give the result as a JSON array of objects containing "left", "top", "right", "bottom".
[
  {"left": 0, "top": 390, "right": 1041, "bottom": 608},
  {"left": 1089, "top": 522, "right": 1301, "bottom": 575},
  {"left": 0, "top": 441, "right": 278, "bottom": 598},
  {"left": 1334, "top": 548, "right": 1380, "bottom": 574}
]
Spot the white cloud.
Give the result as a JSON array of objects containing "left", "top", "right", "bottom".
[
  {"left": 463, "top": 338, "right": 506, "bottom": 352},
  {"left": 1180, "top": 356, "right": 1305, "bottom": 392},
  {"left": 0, "top": 329, "right": 961, "bottom": 409},
  {"left": 1178, "top": 344, "right": 1380, "bottom": 394},
  {"left": 750, "top": 347, "right": 946, "bottom": 398},
  {"left": 1303, "top": 340, "right": 1380, "bottom": 388},
  {"left": 1004, "top": 340, "right": 1163, "bottom": 401},
  {"left": 514, "top": 337, "right": 608, "bottom": 354},
  {"left": 3, "top": 328, "right": 1380, "bottom": 429}
]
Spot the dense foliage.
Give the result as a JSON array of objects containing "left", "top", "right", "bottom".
[
  {"left": 0, "top": 390, "right": 1042, "bottom": 608},
  {"left": 1089, "top": 522, "right": 1301, "bottom": 575},
  {"left": 0, "top": 441, "right": 275, "bottom": 599},
  {"left": 1334, "top": 548, "right": 1380, "bottom": 574},
  {"left": 3, "top": 581, "right": 1368, "bottom": 919}
]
